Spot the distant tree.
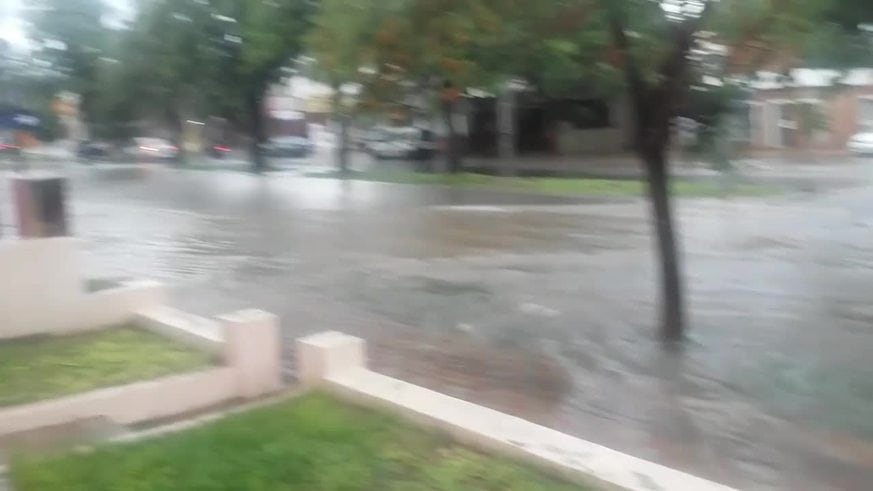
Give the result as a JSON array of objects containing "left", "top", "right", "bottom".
[
  {"left": 117, "top": 0, "right": 222, "bottom": 161},
  {"left": 211, "top": 0, "right": 317, "bottom": 172},
  {"left": 307, "top": 0, "right": 384, "bottom": 173},
  {"left": 97, "top": 0, "right": 313, "bottom": 170},
  {"left": 362, "top": 0, "right": 499, "bottom": 173},
  {"left": 803, "top": 0, "right": 873, "bottom": 67},
  {"left": 27, "top": 0, "right": 111, "bottom": 135}
]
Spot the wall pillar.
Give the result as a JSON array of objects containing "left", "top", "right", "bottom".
[
  {"left": 12, "top": 174, "right": 69, "bottom": 238},
  {"left": 296, "top": 331, "right": 366, "bottom": 385},
  {"left": 221, "top": 309, "right": 282, "bottom": 398},
  {"left": 497, "top": 86, "right": 516, "bottom": 174}
]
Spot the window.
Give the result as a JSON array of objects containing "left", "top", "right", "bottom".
[{"left": 558, "top": 99, "right": 611, "bottom": 129}]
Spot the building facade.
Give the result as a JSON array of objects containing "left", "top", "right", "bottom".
[
  {"left": 745, "top": 69, "right": 873, "bottom": 151},
  {"left": 467, "top": 91, "right": 634, "bottom": 157}
]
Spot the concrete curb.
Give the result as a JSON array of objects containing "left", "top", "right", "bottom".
[
  {"left": 0, "top": 307, "right": 283, "bottom": 438},
  {"left": 298, "top": 331, "right": 738, "bottom": 491}
]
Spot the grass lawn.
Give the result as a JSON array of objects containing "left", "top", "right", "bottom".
[
  {"left": 308, "top": 169, "right": 778, "bottom": 198},
  {"left": 11, "top": 393, "right": 591, "bottom": 491},
  {"left": 0, "top": 326, "right": 215, "bottom": 407}
]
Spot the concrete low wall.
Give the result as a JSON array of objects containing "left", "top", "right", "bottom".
[
  {"left": 136, "top": 306, "right": 225, "bottom": 353},
  {"left": 0, "top": 238, "right": 165, "bottom": 340},
  {"left": 297, "top": 332, "right": 736, "bottom": 491},
  {"left": 0, "top": 310, "right": 282, "bottom": 437},
  {"left": 0, "top": 368, "right": 237, "bottom": 436}
]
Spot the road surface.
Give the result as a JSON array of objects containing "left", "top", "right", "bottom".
[{"left": 1, "top": 157, "right": 872, "bottom": 490}]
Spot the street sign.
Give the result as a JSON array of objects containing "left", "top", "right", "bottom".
[{"left": 0, "top": 109, "right": 40, "bottom": 130}]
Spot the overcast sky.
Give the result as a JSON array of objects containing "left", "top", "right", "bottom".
[{"left": 0, "top": 0, "right": 135, "bottom": 50}]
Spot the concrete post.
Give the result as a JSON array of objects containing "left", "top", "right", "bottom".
[
  {"left": 12, "top": 174, "right": 69, "bottom": 238},
  {"left": 221, "top": 309, "right": 282, "bottom": 398},
  {"left": 296, "top": 331, "right": 366, "bottom": 385},
  {"left": 497, "top": 85, "right": 516, "bottom": 175}
]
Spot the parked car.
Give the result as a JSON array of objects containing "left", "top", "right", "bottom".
[
  {"left": 77, "top": 140, "right": 114, "bottom": 161},
  {"left": 369, "top": 127, "right": 436, "bottom": 161},
  {"left": 126, "top": 137, "right": 179, "bottom": 162},
  {"left": 207, "top": 143, "right": 233, "bottom": 159},
  {"left": 0, "top": 136, "right": 20, "bottom": 157},
  {"left": 260, "top": 136, "right": 314, "bottom": 158},
  {"left": 848, "top": 132, "right": 873, "bottom": 156}
]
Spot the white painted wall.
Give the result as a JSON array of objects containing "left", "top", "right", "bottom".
[
  {"left": 0, "top": 238, "right": 165, "bottom": 339},
  {"left": 556, "top": 97, "right": 633, "bottom": 155}
]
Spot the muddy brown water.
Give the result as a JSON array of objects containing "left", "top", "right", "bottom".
[{"left": 1, "top": 166, "right": 872, "bottom": 490}]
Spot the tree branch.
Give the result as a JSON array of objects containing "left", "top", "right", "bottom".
[
  {"left": 660, "top": 0, "right": 716, "bottom": 86},
  {"left": 606, "top": 1, "right": 647, "bottom": 106}
]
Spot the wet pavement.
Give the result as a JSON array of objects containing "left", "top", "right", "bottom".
[{"left": 2, "top": 160, "right": 873, "bottom": 490}]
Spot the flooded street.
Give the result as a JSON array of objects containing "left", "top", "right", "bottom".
[{"left": 2, "top": 163, "right": 872, "bottom": 490}]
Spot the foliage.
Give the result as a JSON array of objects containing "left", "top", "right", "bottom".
[
  {"left": 0, "top": 41, "right": 65, "bottom": 139},
  {"left": 306, "top": 0, "right": 383, "bottom": 100},
  {"left": 482, "top": 1, "right": 620, "bottom": 98},
  {"left": 802, "top": 0, "right": 873, "bottom": 67},
  {"left": 11, "top": 393, "right": 587, "bottom": 491},
  {"left": 27, "top": 0, "right": 111, "bottom": 128},
  {"left": 0, "top": 326, "right": 214, "bottom": 407},
  {"left": 356, "top": 0, "right": 498, "bottom": 113},
  {"left": 213, "top": 0, "right": 315, "bottom": 122}
]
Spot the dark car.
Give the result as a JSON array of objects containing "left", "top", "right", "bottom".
[
  {"left": 77, "top": 140, "right": 114, "bottom": 161},
  {"left": 260, "top": 136, "right": 313, "bottom": 158}
]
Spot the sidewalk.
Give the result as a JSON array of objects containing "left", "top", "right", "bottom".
[
  {"left": 461, "top": 153, "right": 708, "bottom": 179},
  {"left": 458, "top": 152, "right": 870, "bottom": 189}
]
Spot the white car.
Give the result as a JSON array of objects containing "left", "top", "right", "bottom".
[
  {"left": 848, "top": 132, "right": 873, "bottom": 156},
  {"left": 127, "top": 137, "right": 179, "bottom": 162},
  {"left": 368, "top": 127, "right": 435, "bottom": 160}
]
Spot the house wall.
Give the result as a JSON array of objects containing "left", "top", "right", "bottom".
[
  {"left": 466, "top": 94, "right": 634, "bottom": 157},
  {"left": 556, "top": 96, "right": 633, "bottom": 155},
  {"left": 749, "top": 85, "right": 873, "bottom": 151},
  {"left": 557, "top": 127, "right": 626, "bottom": 154}
]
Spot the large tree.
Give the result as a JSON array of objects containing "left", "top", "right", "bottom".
[
  {"left": 27, "top": 0, "right": 112, "bottom": 135},
  {"left": 100, "top": 0, "right": 314, "bottom": 170},
  {"left": 600, "top": 0, "right": 829, "bottom": 341},
  {"left": 307, "top": 0, "right": 385, "bottom": 173},
  {"left": 211, "top": 0, "right": 317, "bottom": 172},
  {"left": 114, "top": 0, "right": 219, "bottom": 157},
  {"left": 361, "top": 0, "right": 498, "bottom": 172},
  {"left": 473, "top": 0, "right": 826, "bottom": 341}
]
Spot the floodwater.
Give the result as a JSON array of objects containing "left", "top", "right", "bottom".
[{"left": 1, "top": 163, "right": 872, "bottom": 490}]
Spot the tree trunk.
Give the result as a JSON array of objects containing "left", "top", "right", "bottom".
[
  {"left": 442, "top": 100, "right": 461, "bottom": 174},
  {"left": 337, "top": 116, "right": 351, "bottom": 174},
  {"left": 497, "top": 86, "right": 516, "bottom": 176},
  {"left": 642, "top": 145, "right": 685, "bottom": 342},
  {"left": 248, "top": 93, "right": 267, "bottom": 173},
  {"left": 168, "top": 114, "right": 186, "bottom": 166},
  {"left": 332, "top": 88, "right": 350, "bottom": 174}
]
